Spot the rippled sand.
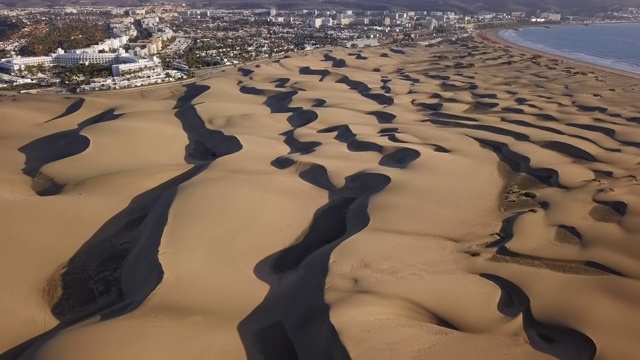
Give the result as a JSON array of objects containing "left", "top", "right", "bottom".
[{"left": 1, "top": 37, "right": 640, "bottom": 360}]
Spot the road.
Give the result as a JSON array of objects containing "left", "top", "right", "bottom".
[{"left": 163, "top": 36, "right": 192, "bottom": 55}]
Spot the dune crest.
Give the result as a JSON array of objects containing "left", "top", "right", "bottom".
[{"left": 1, "top": 37, "right": 640, "bottom": 359}]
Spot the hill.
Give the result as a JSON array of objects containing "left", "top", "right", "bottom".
[{"left": 1, "top": 0, "right": 639, "bottom": 15}]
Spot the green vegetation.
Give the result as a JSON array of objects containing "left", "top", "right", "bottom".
[
  {"left": 522, "top": 191, "right": 538, "bottom": 199},
  {"left": 56, "top": 63, "right": 111, "bottom": 84},
  {"left": 21, "top": 19, "right": 109, "bottom": 56},
  {"left": 6, "top": 83, "right": 40, "bottom": 92},
  {"left": 0, "top": 17, "right": 24, "bottom": 41},
  {"left": 132, "top": 19, "right": 153, "bottom": 41},
  {"left": 181, "top": 48, "right": 204, "bottom": 69},
  {"left": 181, "top": 49, "right": 225, "bottom": 69},
  {"left": 158, "top": 55, "right": 171, "bottom": 69},
  {"left": 70, "top": 63, "right": 111, "bottom": 78},
  {"left": 163, "top": 36, "right": 177, "bottom": 49},
  {"left": 21, "top": 64, "right": 48, "bottom": 76}
]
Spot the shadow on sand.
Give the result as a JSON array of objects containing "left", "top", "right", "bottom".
[
  {"left": 2, "top": 83, "right": 242, "bottom": 360},
  {"left": 238, "top": 167, "right": 390, "bottom": 360},
  {"left": 19, "top": 109, "right": 122, "bottom": 196},
  {"left": 480, "top": 274, "right": 597, "bottom": 360}
]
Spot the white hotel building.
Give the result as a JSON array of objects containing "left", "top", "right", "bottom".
[
  {"left": 50, "top": 48, "right": 139, "bottom": 67},
  {"left": 0, "top": 56, "right": 53, "bottom": 73},
  {"left": 111, "top": 57, "right": 160, "bottom": 76},
  {"left": 0, "top": 36, "right": 154, "bottom": 76}
]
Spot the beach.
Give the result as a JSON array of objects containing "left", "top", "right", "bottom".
[
  {"left": 1, "top": 35, "right": 640, "bottom": 359},
  {"left": 488, "top": 27, "right": 640, "bottom": 80}
]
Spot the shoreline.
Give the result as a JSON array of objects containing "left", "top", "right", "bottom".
[{"left": 484, "top": 28, "right": 640, "bottom": 81}]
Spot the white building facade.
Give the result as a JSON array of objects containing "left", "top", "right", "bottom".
[
  {"left": 111, "top": 57, "right": 160, "bottom": 76},
  {"left": 310, "top": 18, "right": 323, "bottom": 28},
  {"left": 421, "top": 17, "right": 438, "bottom": 30},
  {"left": 0, "top": 56, "right": 53, "bottom": 73},
  {"left": 52, "top": 50, "right": 131, "bottom": 67}
]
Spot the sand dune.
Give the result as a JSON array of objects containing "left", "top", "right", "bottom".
[{"left": 1, "top": 36, "right": 640, "bottom": 360}]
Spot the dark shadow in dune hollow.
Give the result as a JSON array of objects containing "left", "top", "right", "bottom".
[
  {"left": 436, "top": 118, "right": 603, "bottom": 164},
  {"left": 427, "top": 112, "right": 478, "bottom": 122},
  {"left": 368, "top": 111, "right": 396, "bottom": 124},
  {"left": 399, "top": 74, "right": 420, "bottom": 84},
  {"left": 318, "top": 125, "right": 356, "bottom": 143},
  {"left": 336, "top": 76, "right": 394, "bottom": 106},
  {"left": 470, "top": 137, "right": 565, "bottom": 189},
  {"left": 480, "top": 274, "right": 597, "bottom": 360},
  {"left": 299, "top": 66, "right": 331, "bottom": 81},
  {"left": 377, "top": 129, "right": 450, "bottom": 153},
  {"left": 486, "top": 211, "right": 529, "bottom": 248},
  {"left": 1, "top": 166, "right": 203, "bottom": 360},
  {"left": 238, "top": 166, "right": 390, "bottom": 360},
  {"left": 45, "top": 98, "right": 85, "bottom": 122},
  {"left": 379, "top": 148, "right": 421, "bottom": 169},
  {"left": 598, "top": 200, "right": 628, "bottom": 216},
  {"left": 575, "top": 104, "right": 608, "bottom": 113},
  {"left": 471, "top": 92, "right": 498, "bottom": 99},
  {"left": 347, "top": 52, "right": 368, "bottom": 60},
  {"left": 272, "top": 78, "right": 290, "bottom": 88},
  {"left": 1, "top": 83, "right": 242, "bottom": 360},
  {"left": 280, "top": 129, "right": 321, "bottom": 154},
  {"left": 174, "top": 84, "right": 243, "bottom": 163},
  {"left": 502, "top": 119, "right": 621, "bottom": 153},
  {"left": 567, "top": 123, "right": 640, "bottom": 148},
  {"left": 414, "top": 101, "right": 444, "bottom": 112},
  {"left": 18, "top": 109, "right": 122, "bottom": 196},
  {"left": 238, "top": 67, "right": 255, "bottom": 77},
  {"left": 237, "top": 84, "right": 325, "bottom": 161},
  {"left": 311, "top": 99, "right": 327, "bottom": 107},
  {"left": 557, "top": 224, "right": 582, "bottom": 242},
  {"left": 318, "top": 125, "right": 420, "bottom": 169},
  {"left": 270, "top": 156, "right": 296, "bottom": 169},
  {"left": 239, "top": 86, "right": 319, "bottom": 129},
  {"left": 323, "top": 53, "right": 347, "bottom": 68},
  {"left": 426, "top": 74, "right": 451, "bottom": 81},
  {"left": 485, "top": 211, "right": 623, "bottom": 276}
]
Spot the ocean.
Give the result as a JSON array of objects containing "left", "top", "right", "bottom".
[{"left": 498, "top": 23, "right": 640, "bottom": 75}]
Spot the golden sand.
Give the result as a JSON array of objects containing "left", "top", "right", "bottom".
[{"left": 1, "top": 37, "right": 639, "bottom": 359}]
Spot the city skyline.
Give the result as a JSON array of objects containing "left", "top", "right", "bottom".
[{"left": 1, "top": 0, "right": 640, "bottom": 15}]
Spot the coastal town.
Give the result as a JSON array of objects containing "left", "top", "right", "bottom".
[
  {"left": 2, "top": 0, "right": 640, "bottom": 358},
  {"left": 1, "top": 4, "right": 639, "bottom": 93}
]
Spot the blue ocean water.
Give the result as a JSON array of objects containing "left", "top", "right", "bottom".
[{"left": 499, "top": 23, "right": 640, "bottom": 74}]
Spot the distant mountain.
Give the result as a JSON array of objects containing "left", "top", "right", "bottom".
[{"left": 1, "top": 0, "right": 639, "bottom": 15}]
